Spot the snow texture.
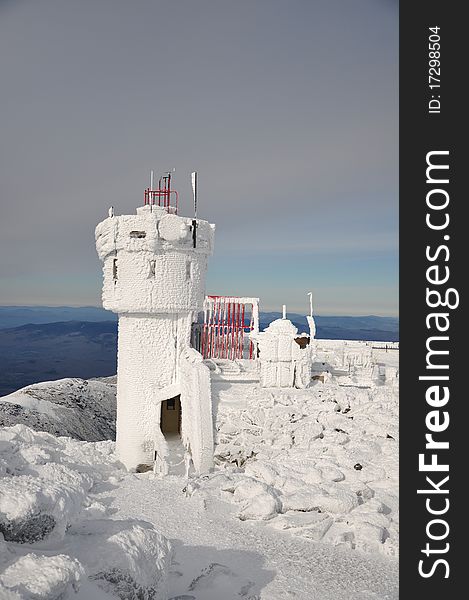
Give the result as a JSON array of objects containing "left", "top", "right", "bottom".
[
  {"left": 96, "top": 204, "right": 215, "bottom": 471},
  {"left": 205, "top": 341, "right": 399, "bottom": 558},
  {"left": 0, "top": 553, "right": 84, "bottom": 600},
  {"left": 0, "top": 342, "right": 398, "bottom": 599},
  {"left": 0, "top": 378, "right": 116, "bottom": 441},
  {"left": 0, "top": 425, "right": 172, "bottom": 600},
  {"left": 180, "top": 348, "right": 214, "bottom": 474},
  {"left": 95, "top": 205, "right": 214, "bottom": 315},
  {"left": 115, "top": 313, "right": 186, "bottom": 468}
]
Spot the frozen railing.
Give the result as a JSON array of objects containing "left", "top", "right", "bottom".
[
  {"left": 191, "top": 296, "right": 260, "bottom": 360},
  {"left": 144, "top": 188, "right": 179, "bottom": 213},
  {"left": 369, "top": 341, "right": 399, "bottom": 350}
]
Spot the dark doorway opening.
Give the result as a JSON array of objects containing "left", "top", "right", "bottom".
[{"left": 160, "top": 395, "right": 181, "bottom": 435}]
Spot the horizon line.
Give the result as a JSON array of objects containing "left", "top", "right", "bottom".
[{"left": 0, "top": 303, "right": 399, "bottom": 319}]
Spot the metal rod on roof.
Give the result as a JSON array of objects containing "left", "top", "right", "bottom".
[
  {"left": 191, "top": 171, "right": 198, "bottom": 249},
  {"left": 224, "top": 302, "right": 228, "bottom": 359},
  {"left": 191, "top": 171, "right": 198, "bottom": 218},
  {"left": 167, "top": 171, "right": 171, "bottom": 209},
  {"left": 241, "top": 303, "right": 245, "bottom": 359}
]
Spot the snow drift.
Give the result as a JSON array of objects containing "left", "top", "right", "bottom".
[
  {"left": 195, "top": 347, "right": 399, "bottom": 557},
  {"left": 0, "top": 425, "right": 172, "bottom": 600},
  {"left": 0, "top": 378, "right": 116, "bottom": 441}
]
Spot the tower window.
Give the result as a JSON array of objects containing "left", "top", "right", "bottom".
[
  {"left": 149, "top": 260, "right": 156, "bottom": 277},
  {"left": 130, "top": 230, "right": 146, "bottom": 239},
  {"left": 112, "top": 258, "right": 118, "bottom": 280},
  {"left": 186, "top": 260, "right": 192, "bottom": 281}
]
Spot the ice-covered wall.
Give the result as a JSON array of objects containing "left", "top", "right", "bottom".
[
  {"left": 96, "top": 206, "right": 214, "bottom": 314},
  {"left": 180, "top": 348, "right": 214, "bottom": 474},
  {"left": 96, "top": 204, "right": 215, "bottom": 471},
  {"left": 313, "top": 340, "right": 374, "bottom": 373},
  {"left": 116, "top": 314, "right": 189, "bottom": 467}
]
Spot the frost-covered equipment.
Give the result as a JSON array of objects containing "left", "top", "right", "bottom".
[
  {"left": 95, "top": 175, "right": 215, "bottom": 473},
  {"left": 193, "top": 296, "right": 260, "bottom": 360},
  {"left": 144, "top": 170, "right": 179, "bottom": 213},
  {"left": 253, "top": 318, "right": 313, "bottom": 388},
  {"left": 307, "top": 291, "right": 317, "bottom": 339}
]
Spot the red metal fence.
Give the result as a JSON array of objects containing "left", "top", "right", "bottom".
[
  {"left": 144, "top": 188, "right": 179, "bottom": 212},
  {"left": 192, "top": 296, "right": 257, "bottom": 360}
]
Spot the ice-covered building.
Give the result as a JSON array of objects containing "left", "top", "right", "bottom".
[
  {"left": 95, "top": 175, "right": 215, "bottom": 473},
  {"left": 95, "top": 175, "right": 324, "bottom": 474},
  {"left": 252, "top": 318, "right": 313, "bottom": 388}
]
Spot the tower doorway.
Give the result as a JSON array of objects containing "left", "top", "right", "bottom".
[{"left": 160, "top": 395, "right": 181, "bottom": 435}]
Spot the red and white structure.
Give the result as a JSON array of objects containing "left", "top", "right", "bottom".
[
  {"left": 95, "top": 173, "right": 215, "bottom": 473},
  {"left": 144, "top": 170, "right": 179, "bottom": 213},
  {"left": 95, "top": 171, "right": 314, "bottom": 474},
  {"left": 192, "top": 296, "right": 259, "bottom": 360}
]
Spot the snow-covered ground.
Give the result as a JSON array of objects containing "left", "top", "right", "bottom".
[
  {"left": 208, "top": 360, "right": 399, "bottom": 557},
  {"left": 0, "top": 342, "right": 398, "bottom": 599},
  {"left": 0, "top": 425, "right": 171, "bottom": 600},
  {"left": 109, "top": 468, "right": 397, "bottom": 600},
  {"left": 0, "top": 378, "right": 116, "bottom": 441}
]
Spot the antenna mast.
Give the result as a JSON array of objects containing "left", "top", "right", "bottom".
[
  {"left": 307, "top": 292, "right": 313, "bottom": 317},
  {"left": 191, "top": 171, "right": 198, "bottom": 248},
  {"left": 191, "top": 171, "right": 198, "bottom": 218}
]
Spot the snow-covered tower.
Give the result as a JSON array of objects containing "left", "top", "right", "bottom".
[{"left": 95, "top": 175, "right": 215, "bottom": 473}]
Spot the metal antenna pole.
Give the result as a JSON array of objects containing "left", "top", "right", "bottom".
[
  {"left": 308, "top": 292, "right": 313, "bottom": 317},
  {"left": 191, "top": 171, "right": 198, "bottom": 218},
  {"left": 167, "top": 171, "right": 171, "bottom": 209},
  {"left": 150, "top": 170, "right": 154, "bottom": 212},
  {"left": 191, "top": 171, "right": 198, "bottom": 248}
]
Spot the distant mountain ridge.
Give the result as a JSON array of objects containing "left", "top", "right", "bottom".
[
  {"left": 0, "top": 308, "right": 398, "bottom": 396},
  {"left": 259, "top": 312, "right": 399, "bottom": 338},
  {"left": 0, "top": 305, "right": 398, "bottom": 334},
  {"left": 0, "top": 306, "right": 116, "bottom": 329}
]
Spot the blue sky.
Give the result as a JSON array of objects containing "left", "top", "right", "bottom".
[{"left": 0, "top": 0, "right": 398, "bottom": 316}]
